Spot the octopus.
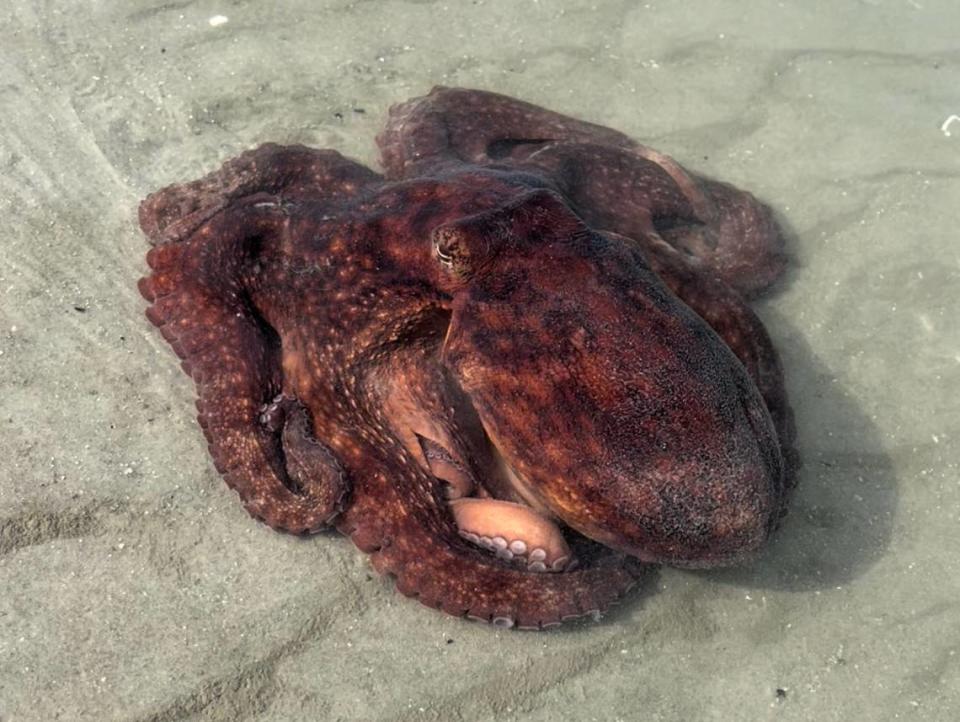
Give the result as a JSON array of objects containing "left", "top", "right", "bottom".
[{"left": 138, "top": 87, "right": 797, "bottom": 629}]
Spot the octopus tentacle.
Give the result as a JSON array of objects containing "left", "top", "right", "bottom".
[
  {"left": 450, "top": 498, "right": 575, "bottom": 572},
  {"left": 523, "top": 142, "right": 784, "bottom": 298},
  {"left": 139, "top": 143, "right": 382, "bottom": 244},
  {"left": 657, "top": 177, "right": 787, "bottom": 297},
  {"left": 337, "top": 480, "right": 648, "bottom": 629},
  {"left": 379, "top": 86, "right": 784, "bottom": 298},
  {"left": 377, "top": 85, "right": 631, "bottom": 179},
  {"left": 140, "top": 213, "right": 342, "bottom": 533},
  {"left": 259, "top": 395, "right": 349, "bottom": 524},
  {"left": 417, "top": 436, "right": 474, "bottom": 499},
  {"left": 370, "top": 347, "right": 500, "bottom": 502},
  {"left": 139, "top": 145, "right": 380, "bottom": 533}
]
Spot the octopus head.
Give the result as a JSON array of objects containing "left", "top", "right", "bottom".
[{"left": 436, "top": 188, "right": 786, "bottom": 567}]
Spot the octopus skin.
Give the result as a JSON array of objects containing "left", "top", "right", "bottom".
[{"left": 138, "top": 87, "right": 796, "bottom": 629}]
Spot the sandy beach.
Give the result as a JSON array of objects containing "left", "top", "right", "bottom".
[{"left": 2, "top": 1, "right": 959, "bottom": 719}]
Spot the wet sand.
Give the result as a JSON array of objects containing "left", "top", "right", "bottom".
[{"left": 2, "top": 1, "right": 958, "bottom": 719}]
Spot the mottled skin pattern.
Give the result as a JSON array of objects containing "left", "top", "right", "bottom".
[{"left": 138, "top": 87, "right": 796, "bottom": 629}]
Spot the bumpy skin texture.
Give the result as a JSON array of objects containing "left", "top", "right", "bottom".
[{"left": 138, "top": 87, "right": 796, "bottom": 629}]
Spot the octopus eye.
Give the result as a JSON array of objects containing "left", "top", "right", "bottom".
[
  {"left": 435, "top": 244, "right": 454, "bottom": 268},
  {"left": 433, "top": 227, "right": 463, "bottom": 270}
]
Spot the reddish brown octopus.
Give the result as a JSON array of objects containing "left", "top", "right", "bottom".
[{"left": 138, "top": 87, "right": 797, "bottom": 630}]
